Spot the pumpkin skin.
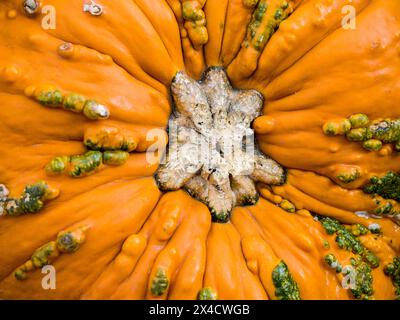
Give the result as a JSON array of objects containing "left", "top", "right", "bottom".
[{"left": 0, "top": 0, "right": 399, "bottom": 300}]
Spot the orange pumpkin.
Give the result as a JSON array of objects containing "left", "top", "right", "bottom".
[{"left": 0, "top": 0, "right": 399, "bottom": 300}]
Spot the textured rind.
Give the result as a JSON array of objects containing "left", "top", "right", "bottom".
[{"left": 156, "top": 67, "right": 285, "bottom": 221}]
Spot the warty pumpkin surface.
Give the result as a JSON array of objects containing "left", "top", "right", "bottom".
[{"left": 0, "top": 0, "right": 399, "bottom": 300}]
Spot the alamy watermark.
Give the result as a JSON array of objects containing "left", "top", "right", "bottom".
[{"left": 41, "top": 265, "right": 56, "bottom": 290}]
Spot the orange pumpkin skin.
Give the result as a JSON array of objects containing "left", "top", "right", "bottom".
[{"left": 0, "top": 0, "right": 399, "bottom": 300}]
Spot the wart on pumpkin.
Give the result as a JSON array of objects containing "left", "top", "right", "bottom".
[
  {"left": 31, "top": 86, "right": 110, "bottom": 120},
  {"left": 0, "top": 181, "right": 59, "bottom": 217},
  {"left": 14, "top": 226, "right": 89, "bottom": 280}
]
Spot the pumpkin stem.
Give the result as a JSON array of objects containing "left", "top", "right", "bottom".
[{"left": 155, "top": 67, "right": 285, "bottom": 223}]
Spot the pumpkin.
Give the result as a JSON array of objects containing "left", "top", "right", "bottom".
[{"left": 0, "top": 0, "right": 399, "bottom": 300}]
